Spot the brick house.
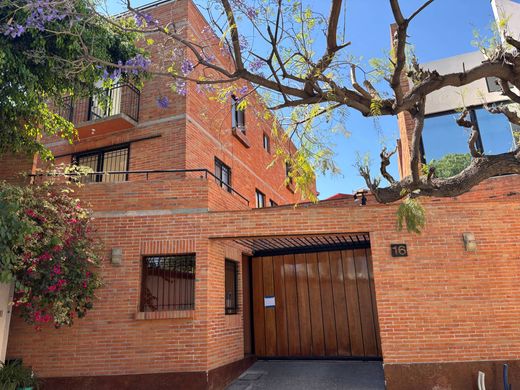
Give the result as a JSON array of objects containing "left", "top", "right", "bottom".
[{"left": 1, "top": 0, "right": 520, "bottom": 389}]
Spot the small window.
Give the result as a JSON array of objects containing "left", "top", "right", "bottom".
[
  {"left": 256, "top": 189, "right": 266, "bottom": 208},
  {"left": 215, "top": 158, "right": 232, "bottom": 192},
  {"left": 74, "top": 145, "right": 129, "bottom": 183},
  {"left": 231, "top": 95, "right": 245, "bottom": 132},
  {"left": 263, "top": 133, "right": 270, "bottom": 153},
  {"left": 140, "top": 255, "right": 195, "bottom": 312},
  {"left": 285, "top": 161, "right": 293, "bottom": 184},
  {"left": 269, "top": 199, "right": 278, "bottom": 207},
  {"left": 225, "top": 260, "right": 238, "bottom": 315}
]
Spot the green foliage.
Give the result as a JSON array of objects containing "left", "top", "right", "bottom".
[
  {"left": 397, "top": 197, "right": 426, "bottom": 234},
  {"left": 427, "top": 153, "right": 472, "bottom": 178},
  {"left": 0, "top": 360, "right": 37, "bottom": 390},
  {"left": 471, "top": 18, "right": 504, "bottom": 58},
  {"left": 0, "top": 180, "right": 102, "bottom": 329},
  {"left": 0, "top": 0, "right": 143, "bottom": 157}
]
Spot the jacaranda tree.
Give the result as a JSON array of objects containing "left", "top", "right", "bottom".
[
  {"left": 2, "top": 0, "right": 520, "bottom": 233},
  {"left": 0, "top": 0, "right": 146, "bottom": 158}
]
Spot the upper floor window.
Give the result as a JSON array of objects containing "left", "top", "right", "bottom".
[
  {"left": 256, "top": 189, "right": 266, "bottom": 208},
  {"left": 269, "top": 199, "right": 278, "bottom": 207},
  {"left": 73, "top": 145, "right": 129, "bottom": 183},
  {"left": 215, "top": 158, "right": 232, "bottom": 192},
  {"left": 225, "top": 260, "right": 238, "bottom": 315},
  {"left": 140, "top": 254, "right": 195, "bottom": 312},
  {"left": 263, "top": 133, "right": 270, "bottom": 153},
  {"left": 285, "top": 161, "right": 293, "bottom": 184},
  {"left": 231, "top": 95, "right": 245, "bottom": 132}
]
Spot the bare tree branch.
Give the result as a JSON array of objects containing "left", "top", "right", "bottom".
[
  {"left": 380, "top": 146, "right": 398, "bottom": 184},
  {"left": 456, "top": 110, "right": 481, "bottom": 158}
]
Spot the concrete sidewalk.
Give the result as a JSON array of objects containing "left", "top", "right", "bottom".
[{"left": 226, "top": 360, "right": 385, "bottom": 390}]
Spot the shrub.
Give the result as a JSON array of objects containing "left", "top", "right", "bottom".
[{"left": 0, "top": 180, "right": 102, "bottom": 329}]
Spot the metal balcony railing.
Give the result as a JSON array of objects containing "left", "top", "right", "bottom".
[
  {"left": 29, "top": 168, "right": 250, "bottom": 206},
  {"left": 58, "top": 82, "right": 140, "bottom": 125}
]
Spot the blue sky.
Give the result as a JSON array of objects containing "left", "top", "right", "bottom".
[{"left": 108, "top": 0, "right": 499, "bottom": 199}]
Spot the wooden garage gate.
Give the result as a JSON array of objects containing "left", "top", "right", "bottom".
[{"left": 251, "top": 248, "right": 381, "bottom": 359}]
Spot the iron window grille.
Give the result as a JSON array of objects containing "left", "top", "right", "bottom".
[
  {"left": 231, "top": 95, "right": 246, "bottom": 133},
  {"left": 256, "top": 189, "right": 266, "bottom": 208},
  {"left": 215, "top": 158, "right": 232, "bottom": 192},
  {"left": 140, "top": 255, "right": 196, "bottom": 312},
  {"left": 263, "top": 133, "right": 270, "bottom": 153},
  {"left": 73, "top": 145, "right": 129, "bottom": 183},
  {"left": 225, "top": 260, "right": 238, "bottom": 315}
]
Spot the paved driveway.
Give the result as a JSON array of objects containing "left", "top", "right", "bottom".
[{"left": 226, "top": 360, "right": 385, "bottom": 390}]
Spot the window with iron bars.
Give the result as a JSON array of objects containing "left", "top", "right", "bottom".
[
  {"left": 73, "top": 145, "right": 129, "bottom": 183},
  {"left": 225, "top": 260, "right": 238, "bottom": 315},
  {"left": 140, "top": 255, "right": 196, "bottom": 312}
]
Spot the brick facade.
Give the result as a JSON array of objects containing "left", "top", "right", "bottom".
[{"left": 1, "top": 2, "right": 520, "bottom": 390}]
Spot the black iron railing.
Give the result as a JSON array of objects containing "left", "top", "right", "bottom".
[
  {"left": 29, "top": 168, "right": 250, "bottom": 206},
  {"left": 57, "top": 83, "right": 140, "bottom": 125}
]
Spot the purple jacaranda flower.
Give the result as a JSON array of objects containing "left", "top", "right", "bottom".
[
  {"left": 238, "top": 86, "right": 248, "bottom": 95},
  {"left": 156, "top": 96, "right": 170, "bottom": 108},
  {"left": 24, "top": 0, "right": 71, "bottom": 31},
  {"left": 134, "top": 14, "right": 143, "bottom": 27},
  {"left": 238, "top": 35, "right": 248, "bottom": 51},
  {"left": 3, "top": 24, "right": 25, "bottom": 38},
  {"left": 125, "top": 54, "right": 151, "bottom": 75},
  {"left": 246, "top": 7, "right": 256, "bottom": 19},
  {"left": 175, "top": 80, "right": 187, "bottom": 96},
  {"left": 249, "top": 58, "right": 264, "bottom": 72},
  {"left": 134, "top": 13, "right": 157, "bottom": 27},
  {"left": 181, "top": 59, "right": 194, "bottom": 75}
]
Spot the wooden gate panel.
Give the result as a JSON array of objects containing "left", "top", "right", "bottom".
[
  {"left": 367, "top": 250, "right": 382, "bottom": 355},
  {"left": 294, "top": 253, "right": 312, "bottom": 356},
  {"left": 354, "top": 249, "right": 378, "bottom": 357},
  {"left": 306, "top": 252, "right": 326, "bottom": 356},
  {"left": 341, "top": 249, "right": 365, "bottom": 357},
  {"left": 317, "top": 251, "right": 338, "bottom": 356},
  {"left": 329, "top": 250, "right": 351, "bottom": 356},
  {"left": 262, "top": 256, "right": 277, "bottom": 356},
  {"left": 252, "top": 248, "right": 380, "bottom": 359},
  {"left": 273, "top": 255, "right": 289, "bottom": 356},
  {"left": 283, "top": 254, "right": 301, "bottom": 356},
  {"left": 252, "top": 257, "right": 265, "bottom": 356}
]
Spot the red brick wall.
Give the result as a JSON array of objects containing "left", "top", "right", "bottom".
[
  {"left": 185, "top": 0, "right": 309, "bottom": 205},
  {"left": 4, "top": 1, "right": 520, "bottom": 387},
  {"left": 23, "top": 0, "right": 310, "bottom": 211},
  {"left": 0, "top": 153, "right": 35, "bottom": 184},
  {"left": 6, "top": 174, "right": 520, "bottom": 379}
]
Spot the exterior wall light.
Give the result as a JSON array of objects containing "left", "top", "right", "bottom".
[
  {"left": 353, "top": 189, "right": 368, "bottom": 206},
  {"left": 462, "top": 233, "right": 477, "bottom": 252},
  {"left": 111, "top": 248, "right": 123, "bottom": 266}
]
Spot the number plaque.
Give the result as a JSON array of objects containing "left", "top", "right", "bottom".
[{"left": 391, "top": 244, "right": 408, "bottom": 257}]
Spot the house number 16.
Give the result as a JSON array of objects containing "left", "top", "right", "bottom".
[{"left": 391, "top": 244, "right": 408, "bottom": 257}]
